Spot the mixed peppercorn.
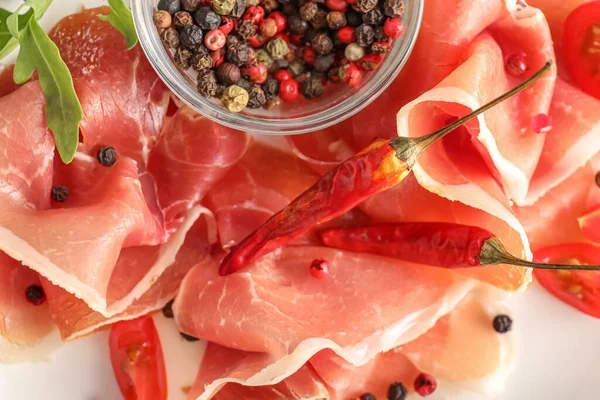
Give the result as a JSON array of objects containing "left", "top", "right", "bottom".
[{"left": 155, "top": 0, "right": 405, "bottom": 112}]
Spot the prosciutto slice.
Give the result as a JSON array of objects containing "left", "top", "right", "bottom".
[{"left": 185, "top": 293, "right": 515, "bottom": 399}]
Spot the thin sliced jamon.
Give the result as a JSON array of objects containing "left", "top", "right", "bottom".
[
  {"left": 39, "top": 206, "right": 216, "bottom": 340},
  {"left": 0, "top": 251, "right": 58, "bottom": 363},
  {"left": 185, "top": 293, "right": 515, "bottom": 399},
  {"left": 0, "top": 150, "right": 164, "bottom": 316},
  {"left": 148, "top": 107, "right": 250, "bottom": 230},
  {"left": 525, "top": 79, "right": 600, "bottom": 205},
  {"left": 49, "top": 7, "right": 170, "bottom": 164},
  {"left": 174, "top": 246, "right": 475, "bottom": 398},
  {"left": 515, "top": 154, "right": 600, "bottom": 249},
  {"left": 360, "top": 175, "right": 529, "bottom": 291},
  {"left": 204, "top": 143, "right": 320, "bottom": 248}
]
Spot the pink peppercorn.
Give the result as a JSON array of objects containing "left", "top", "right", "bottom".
[
  {"left": 205, "top": 29, "right": 226, "bottom": 51},
  {"left": 303, "top": 47, "right": 316, "bottom": 64},
  {"left": 269, "top": 11, "right": 288, "bottom": 33},
  {"left": 383, "top": 18, "right": 403, "bottom": 39},
  {"left": 337, "top": 27, "right": 355, "bottom": 44},
  {"left": 219, "top": 17, "right": 234, "bottom": 35},
  {"left": 505, "top": 52, "right": 527, "bottom": 76},
  {"left": 243, "top": 6, "right": 265, "bottom": 25},
  {"left": 310, "top": 258, "right": 330, "bottom": 279},
  {"left": 414, "top": 373, "right": 437, "bottom": 397},
  {"left": 274, "top": 32, "right": 290, "bottom": 43},
  {"left": 210, "top": 48, "right": 225, "bottom": 68},
  {"left": 279, "top": 79, "right": 300, "bottom": 101},
  {"left": 248, "top": 34, "right": 267, "bottom": 47},
  {"left": 242, "top": 63, "right": 268, "bottom": 83},
  {"left": 325, "top": 0, "right": 347, "bottom": 12},
  {"left": 290, "top": 33, "right": 304, "bottom": 46},
  {"left": 274, "top": 69, "right": 292, "bottom": 81}
]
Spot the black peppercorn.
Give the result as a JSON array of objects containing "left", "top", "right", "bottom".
[
  {"left": 174, "top": 46, "right": 193, "bottom": 69},
  {"left": 215, "top": 83, "right": 227, "bottom": 98},
  {"left": 288, "top": 15, "right": 308, "bottom": 35},
  {"left": 235, "top": 20, "right": 256, "bottom": 40},
  {"left": 383, "top": 0, "right": 405, "bottom": 18},
  {"left": 493, "top": 314, "right": 513, "bottom": 333},
  {"left": 346, "top": 10, "right": 362, "bottom": 27},
  {"left": 216, "top": 62, "right": 241, "bottom": 85},
  {"left": 180, "top": 332, "right": 200, "bottom": 342},
  {"left": 181, "top": 0, "right": 200, "bottom": 12},
  {"left": 355, "top": 24, "right": 375, "bottom": 47},
  {"left": 197, "top": 70, "right": 219, "bottom": 97},
  {"left": 300, "top": 76, "right": 324, "bottom": 99},
  {"left": 179, "top": 24, "right": 204, "bottom": 49},
  {"left": 373, "top": 26, "right": 390, "bottom": 42},
  {"left": 356, "top": 0, "right": 377, "bottom": 12},
  {"left": 263, "top": 0, "right": 279, "bottom": 12},
  {"left": 230, "top": 0, "right": 245, "bottom": 18},
  {"left": 97, "top": 146, "right": 117, "bottom": 167},
  {"left": 387, "top": 382, "right": 407, "bottom": 400},
  {"left": 313, "top": 53, "right": 334, "bottom": 71},
  {"left": 359, "top": 394, "right": 376, "bottom": 400},
  {"left": 282, "top": 3, "right": 299, "bottom": 16},
  {"left": 51, "top": 186, "right": 70, "bottom": 202},
  {"left": 25, "top": 285, "right": 46, "bottom": 306},
  {"left": 299, "top": 2, "right": 318, "bottom": 21},
  {"left": 261, "top": 78, "right": 279, "bottom": 99},
  {"left": 173, "top": 11, "right": 193, "bottom": 28},
  {"left": 237, "top": 78, "right": 251, "bottom": 91},
  {"left": 190, "top": 52, "right": 212, "bottom": 70},
  {"left": 227, "top": 43, "right": 252, "bottom": 66},
  {"left": 158, "top": 0, "right": 181, "bottom": 14},
  {"left": 194, "top": 7, "right": 221, "bottom": 30},
  {"left": 310, "top": 10, "right": 328, "bottom": 30},
  {"left": 312, "top": 32, "right": 333, "bottom": 54},
  {"left": 162, "top": 300, "right": 174, "bottom": 318},
  {"left": 326, "top": 11, "right": 347, "bottom": 30},
  {"left": 160, "top": 27, "right": 180, "bottom": 48},
  {"left": 363, "top": 7, "right": 384, "bottom": 25},
  {"left": 226, "top": 34, "right": 240, "bottom": 48},
  {"left": 304, "top": 27, "right": 318, "bottom": 45},
  {"left": 247, "top": 85, "right": 267, "bottom": 108}
]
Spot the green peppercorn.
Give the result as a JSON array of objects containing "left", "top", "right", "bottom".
[
  {"left": 266, "top": 37, "right": 290, "bottom": 59},
  {"left": 222, "top": 85, "right": 249, "bottom": 112},
  {"left": 190, "top": 51, "right": 213, "bottom": 70},
  {"left": 160, "top": 27, "right": 180, "bottom": 48},
  {"left": 212, "top": 0, "right": 235, "bottom": 15},
  {"left": 288, "top": 59, "right": 305, "bottom": 77},
  {"left": 344, "top": 42, "right": 365, "bottom": 61},
  {"left": 255, "top": 49, "right": 274, "bottom": 69},
  {"left": 174, "top": 46, "right": 193, "bottom": 69},
  {"left": 300, "top": 76, "right": 324, "bottom": 99}
]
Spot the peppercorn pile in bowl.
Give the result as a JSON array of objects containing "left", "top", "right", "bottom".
[{"left": 132, "top": 0, "right": 422, "bottom": 133}]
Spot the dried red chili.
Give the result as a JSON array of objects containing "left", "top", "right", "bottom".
[
  {"left": 319, "top": 222, "right": 600, "bottom": 272},
  {"left": 218, "top": 62, "right": 553, "bottom": 275}
]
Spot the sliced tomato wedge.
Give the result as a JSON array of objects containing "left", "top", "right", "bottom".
[
  {"left": 578, "top": 204, "right": 600, "bottom": 243},
  {"left": 534, "top": 243, "right": 600, "bottom": 318},
  {"left": 109, "top": 316, "right": 167, "bottom": 400},
  {"left": 563, "top": 1, "right": 600, "bottom": 99}
]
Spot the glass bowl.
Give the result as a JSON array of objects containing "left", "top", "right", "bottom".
[{"left": 131, "top": 0, "right": 423, "bottom": 134}]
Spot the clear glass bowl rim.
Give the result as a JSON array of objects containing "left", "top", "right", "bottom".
[{"left": 131, "top": 0, "right": 423, "bottom": 135}]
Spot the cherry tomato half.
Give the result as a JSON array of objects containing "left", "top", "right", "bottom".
[
  {"left": 578, "top": 203, "right": 600, "bottom": 243},
  {"left": 563, "top": 1, "right": 600, "bottom": 99},
  {"left": 533, "top": 243, "right": 600, "bottom": 318},
  {"left": 109, "top": 316, "right": 167, "bottom": 400}
]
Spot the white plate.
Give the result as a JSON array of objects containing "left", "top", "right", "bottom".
[{"left": 1, "top": 1, "right": 599, "bottom": 399}]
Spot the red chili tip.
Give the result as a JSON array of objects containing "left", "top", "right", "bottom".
[
  {"left": 310, "top": 258, "right": 330, "bottom": 279},
  {"left": 414, "top": 373, "right": 437, "bottom": 397}
]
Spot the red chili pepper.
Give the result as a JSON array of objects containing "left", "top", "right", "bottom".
[
  {"left": 534, "top": 243, "right": 600, "bottom": 318},
  {"left": 320, "top": 222, "right": 600, "bottom": 272},
  {"left": 218, "top": 62, "right": 553, "bottom": 275}
]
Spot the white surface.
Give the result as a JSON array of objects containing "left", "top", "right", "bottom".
[{"left": 1, "top": 1, "right": 600, "bottom": 399}]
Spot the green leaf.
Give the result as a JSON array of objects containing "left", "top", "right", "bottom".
[
  {"left": 0, "top": 7, "right": 34, "bottom": 55},
  {"left": 14, "top": 17, "right": 82, "bottom": 163},
  {"left": 24, "top": 0, "right": 53, "bottom": 19},
  {"left": 98, "top": 0, "right": 138, "bottom": 50}
]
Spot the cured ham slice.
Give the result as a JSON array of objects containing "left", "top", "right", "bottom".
[
  {"left": 204, "top": 143, "right": 320, "bottom": 248},
  {"left": 148, "top": 107, "right": 250, "bottom": 230},
  {"left": 174, "top": 246, "right": 475, "bottom": 398},
  {"left": 49, "top": 7, "right": 170, "bottom": 164},
  {"left": 39, "top": 207, "right": 216, "bottom": 341},
  {"left": 0, "top": 65, "right": 20, "bottom": 98},
  {"left": 0, "top": 252, "right": 56, "bottom": 363},
  {"left": 185, "top": 294, "right": 515, "bottom": 399}
]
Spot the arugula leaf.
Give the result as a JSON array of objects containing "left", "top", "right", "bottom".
[
  {"left": 14, "top": 17, "right": 82, "bottom": 163},
  {"left": 6, "top": 0, "right": 52, "bottom": 39},
  {"left": 0, "top": 7, "right": 34, "bottom": 59},
  {"left": 98, "top": 0, "right": 138, "bottom": 50}
]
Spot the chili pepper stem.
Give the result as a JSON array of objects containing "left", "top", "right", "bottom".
[
  {"left": 479, "top": 238, "right": 600, "bottom": 271},
  {"left": 389, "top": 61, "right": 553, "bottom": 164}
]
